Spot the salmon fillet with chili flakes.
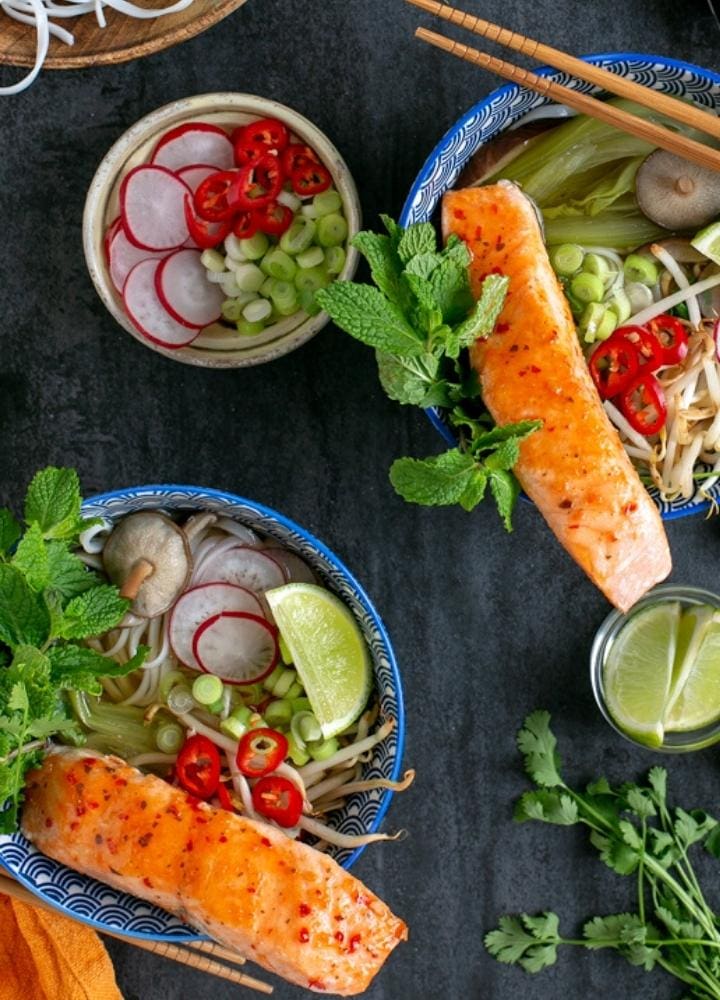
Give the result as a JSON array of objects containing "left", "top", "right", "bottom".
[
  {"left": 22, "top": 749, "right": 407, "bottom": 995},
  {"left": 442, "top": 181, "right": 671, "bottom": 611}
]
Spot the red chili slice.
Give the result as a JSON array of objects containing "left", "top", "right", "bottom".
[
  {"left": 183, "top": 196, "right": 231, "bottom": 249},
  {"left": 234, "top": 153, "right": 283, "bottom": 211},
  {"left": 232, "top": 210, "right": 258, "bottom": 239},
  {"left": 217, "top": 780, "right": 235, "bottom": 813},
  {"left": 588, "top": 336, "right": 640, "bottom": 400},
  {"left": 176, "top": 734, "right": 221, "bottom": 800},
  {"left": 619, "top": 373, "right": 667, "bottom": 436},
  {"left": 290, "top": 161, "right": 332, "bottom": 197},
  {"left": 647, "top": 314, "right": 689, "bottom": 366},
  {"left": 252, "top": 775, "right": 303, "bottom": 828},
  {"left": 233, "top": 137, "right": 274, "bottom": 169},
  {"left": 613, "top": 325, "right": 663, "bottom": 373},
  {"left": 194, "top": 170, "right": 241, "bottom": 222},
  {"left": 238, "top": 117, "right": 289, "bottom": 153},
  {"left": 253, "top": 200, "right": 294, "bottom": 236},
  {"left": 281, "top": 143, "right": 321, "bottom": 176},
  {"left": 236, "top": 727, "right": 288, "bottom": 778}
]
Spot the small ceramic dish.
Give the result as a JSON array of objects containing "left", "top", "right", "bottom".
[
  {"left": 0, "top": 485, "right": 404, "bottom": 941},
  {"left": 83, "top": 93, "right": 361, "bottom": 368}
]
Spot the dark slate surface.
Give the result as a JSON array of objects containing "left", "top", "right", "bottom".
[{"left": 2, "top": 0, "right": 720, "bottom": 997}]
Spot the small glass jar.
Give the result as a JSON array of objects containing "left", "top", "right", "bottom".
[{"left": 590, "top": 584, "right": 720, "bottom": 753}]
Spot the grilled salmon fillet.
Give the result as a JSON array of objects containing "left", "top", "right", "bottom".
[
  {"left": 22, "top": 750, "right": 407, "bottom": 995},
  {"left": 442, "top": 181, "right": 671, "bottom": 610}
]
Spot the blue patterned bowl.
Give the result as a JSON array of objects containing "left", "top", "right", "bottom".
[
  {"left": 0, "top": 486, "right": 404, "bottom": 941},
  {"left": 401, "top": 53, "right": 720, "bottom": 520}
]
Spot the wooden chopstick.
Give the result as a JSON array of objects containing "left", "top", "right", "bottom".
[
  {"left": 0, "top": 868, "right": 272, "bottom": 994},
  {"left": 407, "top": 0, "right": 720, "bottom": 141},
  {"left": 415, "top": 27, "right": 720, "bottom": 173}
]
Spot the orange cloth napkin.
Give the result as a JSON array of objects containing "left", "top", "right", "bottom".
[{"left": 0, "top": 893, "right": 123, "bottom": 1000}]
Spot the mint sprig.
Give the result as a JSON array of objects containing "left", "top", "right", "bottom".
[
  {"left": 0, "top": 467, "right": 147, "bottom": 831},
  {"left": 317, "top": 217, "right": 540, "bottom": 530}
]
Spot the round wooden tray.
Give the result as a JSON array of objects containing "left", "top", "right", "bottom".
[{"left": 0, "top": 0, "right": 247, "bottom": 70}]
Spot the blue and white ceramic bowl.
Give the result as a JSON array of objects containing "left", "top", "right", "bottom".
[
  {"left": 401, "top": 53, "right": 720, "bottom": 520},
  {"left": 0, "top": 486, "right": 404, "bottom": 942}
]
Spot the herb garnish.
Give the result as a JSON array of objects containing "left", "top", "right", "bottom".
[
  {"left": 0, "top": 468, "right": 147, "bottom": 832},
  {"left": 486, "top": 711, "right": 720, "bottom": 998},
  {"left": 316, "top": 217, "right": 540, "bottom": 530}
]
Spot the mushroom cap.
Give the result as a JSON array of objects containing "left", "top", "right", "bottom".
[
  {"left": 103, "top": 512, "right": 191, "bottom": 619},
  {"left": 636, "top": 150, "right": 720, "bottom": 230}
]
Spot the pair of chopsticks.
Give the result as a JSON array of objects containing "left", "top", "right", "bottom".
[
  {"left": 407, "top": 0, "right": 720, "bottom": 172},
  {"left": 0, "top": 867, "right": 272, "bottom": 994}
]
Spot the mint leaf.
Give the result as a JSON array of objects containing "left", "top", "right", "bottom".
[
  {"left": 7, "top": 682, "right": 28, "bottom": 714},
  {"left": 447, "top": 273, "right": 509, "bottom": 356},
  {"left": 316, "top": 283, "right": 424, "bottom": 356},
  {"left": 0, "top": 565, "right": 50, "bottom": 649},
  {"left": 0, "top": 510, "right": 21, "bottom": 558},
  {"left": 380, "top": 214, "right": 402, "bottom": 247},
  {"left": 376, "top": 351, "right": 439, "bottom": 406},
  {"left": 458, "top": 468, "right": 488, "bottom": 512},
  {"left": 389, "top": 449, "right": 477, "bottom": 506},
  {"left": 351, "top": 231, "right": 407, "bottom": 309},
  {"left": 404, "top": 252, "right": 442, "bottom": 280},
  {"left": 55, "top": 585, "right": 128, "bottom": 640},
  {"left": 397, "top": 222, "right": 437, "bottom": 263},
  {"left": 24, "top": 467, "right": 82, "bottom": 540},
  {"left": 46, "top": 543, "right": 99, "bottom": 603},
  {"left": 429, "top": 258, "right": 473, "bottom": 325},
  {"left": 443, "top": 233, "right": 471, "bottom": 269},
  {"left": 489, "top": 469, "right": 521, "bottom": 532},
  {"left": 11, "top": 523, "right": 49, "bottom": 592},
  {"left": 471, "top": 420, "right": 542, "bottom": 453},
  {"left": 48, "top": 643, "right": 148, "bottom": 695}
]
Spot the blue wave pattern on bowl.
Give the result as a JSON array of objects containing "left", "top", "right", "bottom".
[
  {"left": 400, "top": 54, "right": 720, "bottom": 521},
  {"left": 0, "top": 486, "right": 404, "bottom": 942}
]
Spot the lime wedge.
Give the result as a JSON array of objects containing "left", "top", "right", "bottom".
[
  {"left": 666, "top": 617, "right": 720, "bottom": 732},
  {"left": 664, "top": 605, "right": 716, "bottom": 720},
  {"left": 603, "top": 602, "right": 680, "bottom": 748},
  {"left": 691, "top": 220, "right": 720, "bottom": 266},
  {"left": 265, "top": 583, "right": 373, "bottom": 739}
]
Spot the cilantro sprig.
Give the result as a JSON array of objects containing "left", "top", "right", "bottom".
[
  {"left": 316, "top": 216, "right": 540, "bottom": 530},
  {"left": 486, "top": 712, "right": 720, "bottom": 998},
  {"left": 0, "top": 468, "right": 147, "bottom": 832}
]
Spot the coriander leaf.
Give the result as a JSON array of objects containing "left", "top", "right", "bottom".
[
  {"left": 315, "top": 283, "right": 424, "bottom": 356},
  {"left": 471, "top": 420, "right": 542, "bottom": 454},
  {"left": 586, "top": 777, "right": 613, "bottom": 796},
  {"left": 0, "top": 510, "right": 21, "bottom": 559},
  {"left": 516, "top": 711, "right": 564, "bottom": 788},
  {"left": 625, "top": 786, "right": 656, "bottom": 820},
  {"left": 11, "top": 523, "right": 49, "bottom": 592},
  {"left": 352, "top": 231, "right": 407, "bottom": 308},
  {"left": 647, "top": 767, "right": 667, "bottom": 809},
  {"left": 24, "top": 467, "right": 82, "bottom": 541},
  {"left": 0, "top": 565, "right": 50, "bottom": 649},
  {"left": 45, "top": 542, "right": 100, "bottom": 603},
  {"left": 376, "top": 351, "right": 440, "bottom": 406},
  {"left": 590, "top": 830, "right": 640, "bottom": 875},
  {"left": 429, "top": 257, "right": 473, "bottom": 325},
  {"left": 55, "top": 585, "right": 129, "bottom": 641},
  {"left": 48, "top": 643, "right": 148, "bottom": 696},
  {"left": 404, "top": 252, "right": 442, "bottom": 280},
  {"left": 704, "top": 824, "right": 720, "bottom": 859},
  {"left": 618, "top": 820, "right": 643, "bottom": 850},
  {"left": 27, "top": 712, "right": 77, "bottom": 741},
  {"left": 484, "top": 914, "right": 559, "bottom": 973},
  {"left": 583, "top": 913, "right": 647, "bottom": 949},
  {"left": 674, "top": 807, "right": 716, "bottom": 848},
  {"left": 489, "top": 469, "right": 521, "bottom": 533},
  {"left": 397, "top": 222, "right": 437, "bottom": 263},
  {"left": 389, "top": 450, "right": 476, "bottom": 507},
  {"left": 446, "top": 274, "right": 510, "bottom": 358},
  {"left": 514, "top": 789, "right": 578, "bottom": 826}
]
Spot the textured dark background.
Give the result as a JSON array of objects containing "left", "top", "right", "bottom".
[{"left": 2, "top": 1, "right": 720, "bottom": 997}]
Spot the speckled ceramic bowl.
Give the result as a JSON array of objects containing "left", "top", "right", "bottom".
[
  {"left": 0, "top": 485, "right": 404, "bottom": 942},
  {"left": 84, "top": 93, "right": 361, "bottom": 368}
]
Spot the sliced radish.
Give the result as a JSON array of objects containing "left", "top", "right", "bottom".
[
  {"left": 156, "top": 248, "right": 224, "bottom": 328},
  {"left": 123, "top": 259, "right": 199, "bottom": 349},
  {"left": 193, "top": 611, "right": 279, "bottom": 685},
  {"left": 104, "top": 217, "right": 121, "bottom": 263},
  {"left": 196, "top": 546, "right": 287, "bottom": 592},
  {"left": 120, "top": 165, "right": 191, "bottom": 252},
  {"left": 151, "top": 123, "right": 234, "bottom": 173},
  {"left": 169, "top": 582, "right": 263, "bottom": 669},
  {"left": 263, "top": 548, "right": 317, "bottom": 584},
  {"left": 109, "top": 226, "right": 167, "bottom": 294},
  {"left": 177, "top": 163, "right": 222, "bottom": 193}
]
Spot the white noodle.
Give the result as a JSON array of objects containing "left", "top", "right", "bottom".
[{"left": 651, "top": 244, "right": 702, "bottom": 330}]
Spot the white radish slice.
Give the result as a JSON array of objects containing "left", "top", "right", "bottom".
[
  {"left": 109, "top": 226, "right": 166, "bottom": 294},
  {"left": 196, "top": 546, "right": 286, "bottom": 592},
  {"left": 120, "top": 165, "right": 191, "bottom": 252},
  {"left": 155, "top": 248, "right": 224, "bottom": 328},
  {"left": 123, "top": 259, "right": 199, "bottom": 349},
  {"left": 169, "top": 582, "right": 264, "bottom": 670},
  {"left": 151, "top": 123, "right": 234, "bottom": 173},
  {"left": 177, "top": 163, "right": 222, "bottom": 193},
  {"left": 263, "top": 548, "right": 317, "bottom": 584},
  {"left": 104, "top": 217, "right": 121, "bottom": 262},
  {"left": 193, "top": 611, "right": 279, "bottom": 685}
]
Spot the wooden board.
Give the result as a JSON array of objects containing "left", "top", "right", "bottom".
[{"left": 0, "top": 0, "right": 247, "bottom": 70}]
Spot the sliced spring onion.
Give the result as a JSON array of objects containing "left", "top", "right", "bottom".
[
  {"left": 156, "top": 722, "right": 184, "bottom": 754},
  {"left": 167, "top": 685, "right": 195, "bottom": 715},
  {"left": 261, "top": 248, "right": 297, "bottom": 282},
  {"left": 192, "top": 674, "right": 224, "bottom": 706},
  {"left": 234, "top": 262, "right": 265, "bottom": 293},
  {"left": 264, "top": 699, "right": 294, "bottom": 728},
  {"left": 325, "top": 246, "right": 346, "bottom": 275},
  {"left": 280, "top": 218, "right": 316, "bottom": 255},
  {"left": 624, "top": 253, "right": 659, "bottom": 286},
  {"left": 243, "top": 298, "right": 272, "bottom": 323},
  {"left": 236, "top": 318, "right": 266, "bottom": 336},
  {"left": 296, "top": 246, "right": 325, "bottom": 270},
  {"left": 238, "top": 232, "right": 269, "bottom": 261},
  {"left": 312, "top": 190, "right": 342, "bottom": 217},
  {"left": 201, "top": 249, "right": 225, "bottom": 273},
  {"left": 316, "top": 213, "right": 348, "bottom": 248}
]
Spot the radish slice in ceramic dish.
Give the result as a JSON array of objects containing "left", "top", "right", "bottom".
[
  {"left": 120, "top": 165, "right": 191, "bottom": 252},
  {"left": 196, "top": 546, "right": 287, "bottom": 591},
  {"left": 156, "top": 249, "right": 224, "bottom": 328},
  {"left": 123, "top": 259, "right": 199, "bottom": 349},
  {"left": 193, "top": 610, "right": 279, "bottom": 685},
  {"left": 104, "top": 217, "right": 121, "bottom": 263},
  {"left": 109, "top": 227, "right": 167, "bottom": 294},
  {"left": 169, "top": 582, "right": 264, "bottom": 669},
  {"left": 263, "top": 548, "right": 317, "bottom": 584},
  {"left": 176, "top": 163, "right": 222, "bottom": 193},
  {"left": 151, "top": 123, "right": 234, "bottom": 173}
]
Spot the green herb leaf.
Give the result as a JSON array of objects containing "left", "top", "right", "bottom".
[
  {"left": 516, "top": 711, "right": 564, "bottom": 788},
  {"left": 515, "top": 789, "right": 578, "bottom": 825},
  {"left": 471, "top": 420, "right": 542, "bottom": 454},
  {"left": 0, "top": 510, "right": 21, "bottom": 559},
  {"left": 351, "top": 231, "right": 407, "bottom": 308},
  {"left": 445, "top": 274, "right": 510, "bottom": 358},
  {"left": 24, "top": 467, "right": 83, "bottom": 541},
  {"left": 489, "top": 469, "right": 521, "bottom": 532},
  {"left": 45, "top": 543, "right": 100, "bottom": 603},
  {"left": 11, "top": 523, "right": 50, "bottom": 592},
  {"left": 48, "top": 644, "right": 148, "bottom": 696},
  {"left": 0, "top": 565, "right": 50, "bottom": 650},
  {"left": 429, "top": 257, "right": 473, "bottom": 325},
  {"left": 376, "top": 351, "right": 440, "bottom": 406},
  {"left": 404, "top": 252, "right": 442, "bottom": 280},
  {"left": 484, "top": 913, "right": 560, "bottom": 973},
  {"left": 316, "top": 283, "right": 424, "bottom": 356},
  {"left": 397, "top": 222, "right": 437, "bottom": 263},
  {"left": 389, "top": 450, "right": 477, "bottom": 507},
  {"left": 55, "top": 585, "right": 129, "bottom": 641}
]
